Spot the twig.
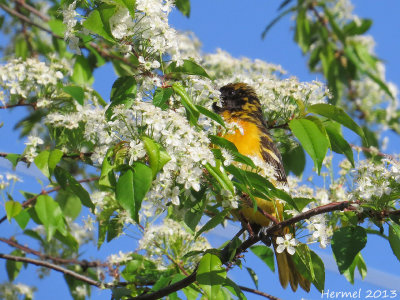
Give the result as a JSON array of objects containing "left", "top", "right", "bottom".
[
  {"left": 349, "top": 144, "right": 396, "bottom": 160},
  {"left": 13, "top": 0, "right": 50, "bottom": 22},
  {"left": 0, "top": 151, "right": 93, "bottom": 164},
  {"left": 239, "top": 285, "right": 281, "bottom": 300},
  {"left": 0, "top": 237, "right": 107, "bottom": 268},
  {"left": 0, "top": 253, "right": 102, "bottom": 287},
  {"left": 0, "top": 3, "right": 62, "bottom": 39},
  {"left": 0, "top": 102, "right": 36, "bottom": 110},
  {"left": 0, "top": 177, "right": 98, "bottom": 224}
]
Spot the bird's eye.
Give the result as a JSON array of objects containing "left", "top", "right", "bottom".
[{"left": 228, "top": 90, "right": 235, "bottom": 96}]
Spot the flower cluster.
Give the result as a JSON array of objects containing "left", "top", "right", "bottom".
[
  {"left": 0, "top": 282, "right": 35, "bottom": 300},
  {"left": 0, "top": 57, "right": 68, "bottom": 103},
  {"left": 138, "top": 218, "right": 211, "bottom": 270},
  {"left": 348, "top": 158, "right": 400, "bottom": 203}
]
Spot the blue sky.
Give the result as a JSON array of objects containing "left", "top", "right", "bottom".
[{"left": 1, "top": 0, "right": 400, "bottom": 299}]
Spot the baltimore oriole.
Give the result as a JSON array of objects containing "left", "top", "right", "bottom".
[{"left": 213, "top": 82, "right": 310, "bottom": 292}]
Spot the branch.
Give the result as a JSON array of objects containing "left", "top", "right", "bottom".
[
  {"left": 0, "top": 151, "right": 93, "bottom": 164},
  {"left": 0, "top": 237, "right": 107, "bottom": 268},
  {"left": 238, "top": 285, "right": 281, "bottom": 300},
  {"left": 13, "top": 0, "right": 50, "bottom": 22},
  {"left": 349, "top": 144, "right": 396, "bottom": 160},
  {"left": 0, "top": 3, "right": 62, "bottom": 39},
  {"left": 0, "top": 101, "right": 36, "bottom": 110},
  {"left": 0, "top": 253, "right": 102, "bottom": 287},
  {"left": 0, "top": 177, "right": 98, "bottom": 224}
]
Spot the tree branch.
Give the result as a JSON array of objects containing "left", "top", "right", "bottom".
[
  {"left": 0, "top": 177, "right": 98, "bottom": 224},
  {"left": 0, "top": 237, "right": 107, "bottom": 268},
  {"left": 13, "top": 0, "right": 50, "bottom": 22},
  {"left": 0, "top": 253, "right": 102, "bottom": 287},
  {"left": 238, "top": 285, "right": 281, "bottom": 300},
  {"left": 349, "top": 143, "right": 396, "bottom": 160}
]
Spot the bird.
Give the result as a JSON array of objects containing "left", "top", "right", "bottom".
[{"left": 212, "top": 82, "right": 310, "bottom": 292}]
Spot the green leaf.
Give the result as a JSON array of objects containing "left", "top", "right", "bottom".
[
  {"left": 246, "top": 267, "right": 258, "bottom": 289},
  {"left": 48, "top": 19, "right": 66, "bottom": 36},
  {"left": 63, "top": 86, "right": 85, "bottom": 105},
  {"left": 105, "top": 94, "right": 136, "bottom": 121},
  {"left": 14, "top": 209, "right": 30, "bottom": 229},
  {"left": 48, "top": 149, "right": 64, "bottom": 176},
  {"left": 72, "top": 56, "right": 94, "bottom": 85},
  {"left": 131, "top": 162, "right": 153, "bottom": 222},
  {"left": 110, "top": 76, "right": 137, "bottom": 101},
  {"left": 116, "top": 164, "right": 152, "bottom": 222},
  {"left": 5, "top": 153, "right": 20, "bottom": 168},
  {"left": 167, "top": 60, "right": 210, "bottom": 79},
  {"left": 15, "top": 35, "right": 28, "bottom": 59},
  {"left": 325, "top": 122, "right": 355, "bottom": 167},
  {"left": 195, "top": 210, "right": 229, "bottom": 239},
  {"left": 57, "top": 190, "right": 82, "bottom": 220},
  {"left": 175, "top": 0, "right": 190, "bottom": 17},
  {"left": 224, "top": 277, "right": 246, "bottom": 300},
  {"left": 196, "top": 105, "right": 225, "bottom": 127},
  {"left": 99, "top": 146, "right": 116, "bottom": 188},
  {"left": 172, "top": 82, "right": 199, "bottom": 125},
  {"left": 33, "top": 148, "right": 63, "bottom": 178},
  {"left": 389, "top": 223, "right": 400, "bottom": 262},
  {"left": 308, "top": 103, "right": 365, "bottom": 142},
  {"left": 6, "top": 250, "right": 24, "bottom": 281},
  {"left": 282, "top": 143, "right": 306, "bottom": 176},
  {"left": 153, "top": 87, "right": 173, "bottom": 110},
  {"left": 343, "top": 252, "right": 367, "bottom": 284},
  {"left": 197, "top": 253, "right": 227, "bottom": 300},
  {"left": 205, "top": 162, "right": 235, "bottom": 194},
  {"left": 114, "top": 0, "right": 136, "bottom": 17},
  {"left": 34, "top": 195, "right": 65, "bottom": 241},
  {"left": 116, "top": 168, "right": 135, "bottom": 218},
  {"left": 54, "top": 167, "right": 94, "bottom": 210},
  {"left": 5, "top": 201, "right": 22, "bottom": 221},
  {"left": 289, "top": 118, "right": 329, "bottom": 174},
  {"left": 250, "top": 245, "right": 275, "bottom": 272},
  {"left": 331, "top": 226, "right": 367, "bottom": 274},
  {"left": 292, "top": 244, "right": 325, "bottom": 292},
  {"left": 82, "top": 6, "right": 116, "bottom": 42},
  {"left": 142, "top": 136, "right": 171, "bottom": 178},
  {"left": 343, "top": 19, "right": 372, "bottom": 36}
]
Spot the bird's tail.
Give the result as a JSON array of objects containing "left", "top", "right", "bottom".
[{"left": 273, "top": 239, "right": 311, "bottom": 292}]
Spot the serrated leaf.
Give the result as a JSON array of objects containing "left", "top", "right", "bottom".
[
  {"left": 82, "top": 6, "right": 115, "bottom": 42},
  {"left": 116, "top": 168, "right": 135, "bottom": 218},
  {"left": 172, "top": 82, "right": 199, "bottom": 125},
  {"left": 195, "top": 210, "right": 228, "bottom": 238},
  {"left": 282, "top": 143, "right": 306, "bottom": 176},
  {"left": 6, "top": 250, "right": 24, "bottom": 281},
  {"left": 175, "top": 0, "right": 190, "bottom": 17},
  {"left": 168, "top": 59, "right": 210, "bottom": 79},
  {"left": 250, "top": 245, "right": 275, "bottom": 272},
  {"left": 292, "top": 244, "right": 325, "bottom": 292},
  {"left": 34, "top": 195, "right": 65, "bottom": 241},
  {"left": 63, "top": 86, "right": 85, "bottom": 105},
  {"left": 331, "top": 226, "right": 367, "bottom": 274},
  {"left": 131, "top": 162, "right": 153, "bottom": 222},
  {"left": 110, "top": 76, "right": 137, "bottom": 101},
  {"left": 99, "top": 146, "right": 116, "bottom": 188},
  {"left": 197, "top": 253, "right": 227, "bottom": 300},
  {"left": 54, "top": 167, "right": 94, "bottom": 210},
  {"left": 389, "top": 223, "right": 400, "bottom": 262},
  {"left": 34, "top": 151, "right": 50, "bottom": 178},
  {"left": 289, "top": 118, "right": 329, "bottom": 174},
  {"left": 105, "top": 94, "right": 136, "bottom": 121},
  {"left": 246, "top": 267, "right": 258, "bottom": 289},
  {"left": 14, "top": 209, "right": 30, "bottom": 229},
  {"left": 325, "top": 122, "right": 355, "bottom": 167},
  {"left": 48, "top": 149, "right": 64, "bottom": 176},
  {"left": 5, "top": 153, "right": 20, "bottom": 168},
  {"left": 196, "top": 105, "right": 225, "bottom": 127},
  {"left": 72, "top": 56, "right": 94, "bottom": 85},
  {"left": 153, "top": 87, "right": 173, "bottom": 109},
  {"left": 142, "top": 136, "right": 171, "bottom": 178},
  {"left": 308, "top": 103, "right": 365, "bottom": 142},
  {"left": 5, "top": 201, "right": 22, "bottom": 221}
]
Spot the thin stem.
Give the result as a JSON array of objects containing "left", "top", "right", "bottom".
[
  {"left": 13, "top": 0, "right": 50, "bottom": 22},
  {"left": 0, "top": 253, "right": 102, "bottom": 287},
  {"left": 238, "top": 285, "right": 282, "bottom": 300}
]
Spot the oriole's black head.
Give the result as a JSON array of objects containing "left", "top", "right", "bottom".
[{"left": 213, "top": 83, "right": 262, "bottom": 115}]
